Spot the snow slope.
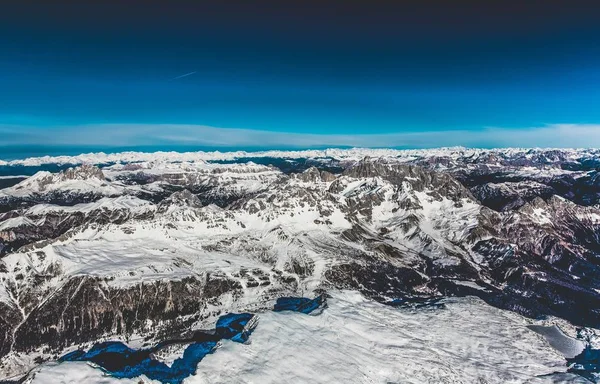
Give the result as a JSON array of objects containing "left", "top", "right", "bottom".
[{"left": 25, "top": 291, "right": 585, "bottom": 384}]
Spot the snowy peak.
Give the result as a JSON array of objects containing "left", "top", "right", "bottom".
[
  {"left": 3, "top": 165, "right": 110, "bottom": 197},
  {"left": 338, "top": 159, "right": 472, "bottom": 202},
  {"left": 295, "top": 166, "right": 336, "bottom": 183},
  {"left": 59, "top": 164, "right": 105, "bottom": 181},
  {"left": 2, "top": 146, "right": 597, "bottom": 168},
  {"left": 158, "top": 189, "right": 203, "bottom": 212}
]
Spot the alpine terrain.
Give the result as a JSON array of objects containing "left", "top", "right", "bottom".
[{"left": 0, "top": 147, "right": 599, "bottom": 383}]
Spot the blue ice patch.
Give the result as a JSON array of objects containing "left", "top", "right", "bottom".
[
  {"left": 59, "top": 312, "right": 256, "bottom": 384},
  {"left": 215, "top": 312, "right": 256, "bottom": 343},
  {"left": 273, "top": 294, "right": 326, "bottom": 314},
  {"left": 567, "top": 346, "right": 600, "bottom": 382}
]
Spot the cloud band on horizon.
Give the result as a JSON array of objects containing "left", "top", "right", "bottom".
[{"left": 0, "top": 123, "right": 599, "bottom": 149}]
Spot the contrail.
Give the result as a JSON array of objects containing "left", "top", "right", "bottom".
[{"left": 169, "top": 71, "right": 197, "bottom": 80}]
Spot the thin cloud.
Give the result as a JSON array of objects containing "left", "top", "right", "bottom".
[
  {"left": 2, "top": 123, "right": 600, "bottom": 149},
  {"left": 169, "top": 71, "right": 197, "bottom": 81}
]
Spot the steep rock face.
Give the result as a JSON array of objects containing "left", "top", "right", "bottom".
[
  {"left": 464, "top": 195, "right": 600, "bottom": 324},
  {"left": 10, "top": 275, "right": 243, "bottom": 354},
  {"left": 471, "top": 181, "right": 556, "bottom": 211},
  {"left": 342, "top": 158, "right": 473, "bottom": 201},
  {"left": 158, "top": 189, "right": 203, "bottom": 210},
  {"left": 324, "top": 261, "right": 428, "bottom": 300},
  {"left": 60, "top": 165, "right": 106, "bottom": 182},
  {"left": 0, "top": 301, "right": 22, "bottom": 358},
  {"left": 295, "top": 166, "right": 336, "bottom": 183},
  {"left": 547, "top": 171, "right": 600, "bottom": 207},
  {"left": 108, "top": 161, "right": 283, "bottom": 208},
  {"left": 0, "top": 165, "right": 118, "bottom": 214},
  {"left": 5, "top": 165, "right": 106, "bottom": 194},
  {"left": 0, "top": 196, "right": 155, "bottom": 255}
]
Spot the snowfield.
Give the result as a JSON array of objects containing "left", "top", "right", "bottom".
[{"left": 26, "top": 292, "right": 585, "bottom": 384}]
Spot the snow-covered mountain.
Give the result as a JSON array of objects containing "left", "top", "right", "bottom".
[
  {"left": 1, "top": 146, "right": 599, "bottom": 167},
  {"left": 0, "top": 148, "right": 599, "bottom": 383}
]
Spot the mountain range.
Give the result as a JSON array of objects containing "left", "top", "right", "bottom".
[{"left": 0, "top": 147, "right": 599, "bottom": 383}]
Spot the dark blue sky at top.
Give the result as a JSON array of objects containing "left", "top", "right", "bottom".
[{"left": 1, "top": 0, "right": 600, "bottom": 152}]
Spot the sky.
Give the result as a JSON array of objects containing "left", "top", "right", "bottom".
[{"left": 1, "top": 0, "right": 600, "bottom": 155}]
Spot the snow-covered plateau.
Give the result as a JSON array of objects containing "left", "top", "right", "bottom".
[
  {"left": 20, "top": 292, "right": 590, "bottom": 384},
  {"left": 0, "top": 147, "right": 599, "bottom": 383}
]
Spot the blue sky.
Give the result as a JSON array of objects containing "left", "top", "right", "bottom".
[{"left": 1, "top": 1, "right": 600, "bottom": 153}]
